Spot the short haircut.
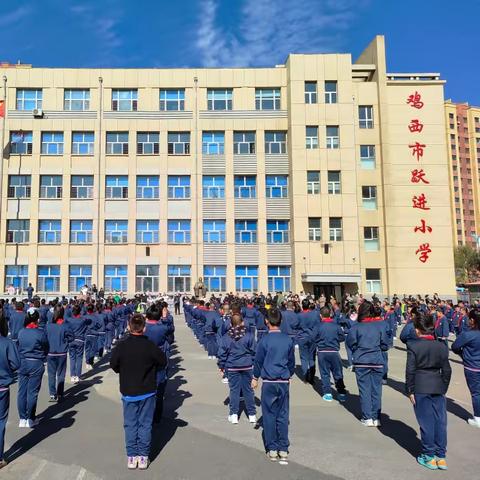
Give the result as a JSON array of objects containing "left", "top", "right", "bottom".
[
  {"left": 413, "top": 313, "right": 435, "bottom": 335},
  {"left": 146, "top": 305, "right": 160, "bottom": 321},
  {"left": 286, "top": 300, "right": 294, "bottom": 309},
  {"left": 320, "top": 306, "right": 331, "bottom": 318},
  {"left": 267, "top": 308, "right": 281, "bottom": 327},
  {"left": 231, "top": 313, "right": 243, "bottom": 328},
  {"left": 129, "top": 314, "right": 145, "bottom": 333},
  {"left": 469, "top": 309, "right": 480, "bottom": 331},
  {"left": 72, "top": 305, "right": 82, "bottom": 316},
  {"left": 53, "top": 306, "right": 65, "bottom": 323},
  {"left": 16, "top": 301, "right": 24, "bottom": 310},
  {"left": 25, "top": 309, "right": 40, "bottom": 326},
  {"left": 301, "top": 299, "right": 310, "bottom": 310}
]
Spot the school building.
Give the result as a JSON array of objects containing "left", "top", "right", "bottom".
[
  {"left": 444, "top": 100, "right": 480, "bottom": 248},
  {"left": 0, "top": 35, "right": 457, "bottom": 297}
]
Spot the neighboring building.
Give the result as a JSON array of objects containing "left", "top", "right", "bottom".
[
  {"left": 445, "top": 100, "right": 480, "bottom": 247},
  {"left": 0, "top": 36, "right": 456, "bottom": 297}
]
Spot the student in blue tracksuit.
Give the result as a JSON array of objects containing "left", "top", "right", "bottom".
[
  {"left": 456, "top": 307, "right": 469, "bottom": 335},
  {"left": 296, "top": 299, "right": 318, "bottom": 384},
  {"left": 204, "top": 304, "right": 221, "bottom": 359},
  {"left": 434, "top": 308, "right": 449, "bottom": 345},
  {"left": 144, "top": 305, "right": 171, "bottom": 424},
  {"left": 312, "top": 307, "right": 347, "bottom": 402},
  {"left": 218, "top": 313, "right": 257, "bottom": 425},
  {"left": 343, "top": 308, "right": 357, "bottom": 370},
  {"left": 242, "top": 301, "right": 260, "bottom": 336},
  {"left": 45, "top": 306, "right": 74, "bottom": 402},
  {"left": 95, "top": 304, "right": 106, "bottom": 360},
  {"left": 17, "top": 309, "right": 48, "bottom": 428},
  {"left": 406, "top": 313, "right": 451, "bottom": 471},
  {"left": 103, "top": 303, "right": 115, "bottom": 352},
  {"left": 84, "top": 304, "right": 101, "bottom": 370},
  {"left": 0, "top": 311, "right": 21, "bottom": 469},
  {"left": 279, "top": 301, "right": 299, "bottom": 342},
  {"left": 347, "top": 301, "right": 389, "bottom": 427},
  {"left": 452, "top": 309, "right": 480, "bottom": 428},
  {"left": 8, "top": 302, "right": 26, "bottom": 345},
  {"left": 252, "top": 308, "right": 295, "bottom": 463},
  {"left": 67, "top": 305, "right": 92, "bottom": 383}
]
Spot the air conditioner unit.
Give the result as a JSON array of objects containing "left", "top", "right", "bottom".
[{"left": 33, "top": 108, "right": 44, "bottom": 118}]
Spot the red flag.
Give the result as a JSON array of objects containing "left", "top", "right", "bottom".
[{"left": 0, "top": 100, "right": 4, "bottom": 118}]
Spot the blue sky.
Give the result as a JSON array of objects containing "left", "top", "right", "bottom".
[{"left": 1, "top": 0, "right": 479, "bottom": 104}]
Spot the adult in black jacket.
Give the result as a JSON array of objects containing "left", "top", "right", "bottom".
[
  {"left": 110, "top": 314, "right": 166, "bottom": 471},
  {"left": 405, "top": 313, "right": 451, "bottom": 471}
]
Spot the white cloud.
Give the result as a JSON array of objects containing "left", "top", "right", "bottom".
[
  {"left": 195, "top": 0, "right": 368, "bottom": 67},
  {"left": 0, "top": 5, "right": 32, "bottom": 28}
]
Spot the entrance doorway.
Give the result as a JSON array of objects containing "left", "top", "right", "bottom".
[{"left": 313, "top": 284, "right": 343, "bottom": 301}]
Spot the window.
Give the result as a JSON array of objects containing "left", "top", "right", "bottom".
[
  {"left": 329, "top": 217, "right": 343, "bottom": 241},
  {"left": 306, "top": 126, "right": 319, "bottom": 149},
  {"left": 64, "top": 89, "right": 90, "bottom": 111},
  {"left": 266, "top": 175, "right": 288, "bottom": 198},
  {"left": 105, "top": 220, "right": 128, "bottom": 244},
  {"left": 5, "top": 265, "right": 28, "bottom": 291},
  {"left": 16, "top": 89, "right": 42, "bottom": 110},
  {"left": 267, "top": 220, "right": 289, "bottom": 243},
  {"left": 38, "top": 220, "right": 61, "bottom": 243},
  {"left": 104, "top": 265, "right": 128, "bottom": 291},
  {"left": 202, "top": 131, "right": 225, "bottom": 155},
  {"left": 359, "top": 106, "right": 374, "bottom": 129},
  {"left": 40, "top": 175, "right": 62, "bottom": 199},
  {"left": 265, "top": 131, "right": 286, "bottom": 154},
  {"left": 136, "top": 220, "right": 159, "bottom": 244},
  {"left": 202, "top": 176, "right": 225, "bottom": 198},
  {"left": 168, "top": 220, "right": 191, "bottom": 244},
  {"left": 308, "top": 218, "right": 321, "bottom": 241},
  {"left": 72, "top": 132, "right": 94, "bottom": 155},
  {"left": 106, "top": 175, "right": 128, "bottom": 199},
  {"left": 324, "top": 81, "right": 337, "bottom": 104},
  {"left": 167, "top": 265, "right": 191, "bottom": 292},
  {"left": 6, "top": 220, "right": 29, "bottom": 243},
  {"left": 360, "top": 145, "right": 376, "bottom": 169},
  {"left": 69, "top": 265, "right": 92, "bottom": 292},
  {"left": 234, "top": 131, "right": 256, "bottom": 154},
  {"left": 235, "top": 220, "right": 257, "bottom": 244},
  {"left": 106, "top": 132, "right": 129, "bottom": 154},
  {"left": 366, "top": 268, "right": 381, "bottom": 294},
  {"left": 362, "top": 186, "right": 377, "bottom": 210},
  {"left": 234, "top": 176, "right": 256, "bottom": 198},
  {"left": 207, "top": 89, "right": 232, "bottom": 110},
  {"left": 255, "top": 88, "right": 280, "bottom": 110},
  {"left": 204, "top": 266, "right": 226, "bottom": 292},
  {"left": 307, "top": 171, "right": 320, "bottom": 194},
  {"left": 305, "top": 81, "right": 317, "bottom": 104},
  {"left": 168, "top": 175, "right": 190, "bottom": 199},
  {"left": 160, "top": 89, "right": 185, "bottom": 111},
  {"left": 136, "top": 176, "right": 159, "bottom": 199},
  {"left": 9, "top": 131, "right": 33, "bottom": 154},
  {"left": 203, "top": 219, "right": 226, "bottom": 244},
  {"left": 70, "top": 220, "right": 93, "bottom": 243},
  {"left": 235, "top": 266, "right": 258, "bottom": 292},
  {"left": 112, "top": 89, "right": 138, "bottom": 111},
  {"left": 41, "top": 132, "right": 64, "bottom": 155},
  {"left": 136, "top": 265, "right": 159, "bottom": 292},
  {"left": 326, "top": 126, "right": 339, "bottom": 149},
  {"left": 168, "top": 132, "right": 190, "bottom": 155},
  {"left": 268, "top": 266, "right": 291, "bottom": 292},
  {"left": 37, "top": 266, "right": 60, "bottom": 292},
  {"left": 137, "top": 132, "right": 159, "bottom": 155},
  {"left": 364, "top": 226, "right": 379, "bottom": 251},
  {"left": 327, "top": 171, "right": 341, "bottom": 194},
  {"left": 71, "top": 175, "right": 94, "bottom": 199},
  {"left": 8, "top": 175, "right": 31, "bottom": 198}
]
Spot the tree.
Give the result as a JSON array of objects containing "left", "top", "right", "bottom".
[{"left": 454, "top": 245, "right": 480, "bottom": 284}]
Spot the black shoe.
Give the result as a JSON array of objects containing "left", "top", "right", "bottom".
[{"left": 49, "top": 395, "right": 57, "bottom": 402}]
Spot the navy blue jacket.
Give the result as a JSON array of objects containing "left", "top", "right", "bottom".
[
  {"left": 204, "top": 310, "right": 222, "bottom": 334},
  {"left": 66, "top": 315, "right": 92, "bottom": 341},
  {"left": 253, "top": 330, "right": 295, "bottom": 381},
  {"left": 217, "top": 330, "right": 256, "bottom": 370},
  {"left": 0, "top": 336, "right": 21, "bottom": 387},
  {"left": 452, "top": 330, "right": 480, "bottom": 370},
  {"left": 17, "top": 326, "right": 48, "bottom": 361},
  {"left": 145, "top": 320, "right": 170, "bottom": 355},
  {"left": 9, "top": 309, "right": 26, "bottom": 340},
  {"left": 296, "top": 310, "right": 319, "bottom": 341},
  {"left": 46, "top": 320, "right": 74, "bottom": 354},
  {"left": 312, "top": 319, "right": 345, "bottom": 351},
  {"left": 346, "top": 318, "right": 389, "bottom": 366},
  {"left": 400, "top": 322, "right": 417, "bottom": 344},
  {"left": 434, "top": 313, "right": 450, "bottom": 340},
  {"left": 279, "top": 310, "right": 300, "bottom": 337},
  {"left": 242, "top": 306, "right": 261, "bottom": 331}
]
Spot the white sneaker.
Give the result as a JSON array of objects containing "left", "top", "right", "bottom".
[
  {"left": 85, "top": 364, "right": 93, "bottom": 371},
  {"left": 94, "top": 356, "right": 100, "bottom": 362},
  {"left": 248, "top": 415, "right": 257, "bottom": 424},
  {"left": 468, "top": 417, "right": 480, "bottom": 428},
  {"left": 222, "top": 377, "right": 229, "bottom": 384},
  {"left": 373, "top": 419, "right": 381, "bottom": 427},
  {"left": 70, "top": 377, "right": 75, "bottom": 383},
  {"left": 361, "top": 419, "right": 374, "bottom": 427},
  {"left": 229, "top": 414, "right": 239, "bottom": 424},
  {"left": 19, "top": 419, "right": 28, "bottom": 428}
]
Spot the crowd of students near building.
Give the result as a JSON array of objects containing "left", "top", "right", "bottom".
[{"left": 0, "top": 290, "right": 479, "bottom": 472}]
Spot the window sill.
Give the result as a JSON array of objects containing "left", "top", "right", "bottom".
[
  {"left": 167, "top": 154, "right": 190, "bottom": 156},
  {"left": 105, "top": 154, "right": 129, "bottom": 156},
  {"left": 8, "top": 153, "right": 32, "bottom": 156},
  {"left": 136, "top": 242, "right": 160, "bottom": 245},
  {"left": 71, "top": 154, "right": 94, "bottom": 157},
  {"left": 167, "top": 198, "right": 191, "bottom": 201},
  {"left": 40, "top": 154, "right": 65, "bottom": 156},
  {"left": 167, "top": 243, "right": 191, "bottom": 246},
  {"left": 105, "top": 198, "right": 129, "bottom": 201},
  {"left": 70, "top": 198, "right": 94, "bottom": 201},
  {"left": 136, "top": 198, "right": 160, "bottom": 201},
  {"left": 7, "top": 197, "right": 31, "bottom": 200},
  {"left": 70, "top": 243, "right": 93, "bottom": 245},
  {"left": 39, "top": 198, "right": 62, "bottom": 201}
]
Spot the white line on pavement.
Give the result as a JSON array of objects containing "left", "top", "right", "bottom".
[
  {"left": 76, "top": 467, "right": 87, "bottom": 480},
  {"left": 28, "top": 459, "right": 47, "bottom": 480}
]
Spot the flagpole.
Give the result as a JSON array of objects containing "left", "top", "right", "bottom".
[{"left": 0, "top": 75, "right": 6, "bottom": 221}]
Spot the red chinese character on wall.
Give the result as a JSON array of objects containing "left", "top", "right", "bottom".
[
  {"left": 414, "top": 219, "right": 433, "bottom": 234},
  {"left": 412, "top": 193, "right": 430, "bottom": 210},
  {"left": 408, "top": 119, "right": 424, "bottom": 133},
  {"left": 406, "top": 91, "right": 424, "bottom": 109},
  {"left": 409, "top": 141, "right": 426, "bottom": 161},
  {"left": 416, "top": 243, "right": 432, "bottom": 263},
  {"left": 411, "top": 169, "right": 430, "bottom": 184}
]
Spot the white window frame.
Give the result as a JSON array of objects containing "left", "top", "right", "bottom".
[
  {"left": 106, "top": 132, "right": 129, "bottom": 155},
  {"left": 160, "top": 89, "right": 185, "bottom": 111},
  {"left": 265, "top": 131, "right": 287, "bottom": 154},
  {"left": 265, "top": 175, "right": 288, "bottom": 198},
  {"left": 168, "top": 132, "right": 190, "bottom": 155},
  {"left": 16, "top": 89, "right": 42, "bottom": 110},
  {"left": 268, "top": 266, "right": 291, "bottom": 292},
  {"left": 72, "top": 131, "right": 94, "bottom": 155},
  {"left": 137, "top": 132, "right": 159, "bottom": 155},
  {"left": 106, "top": 176, "right": 128, "bottom": 199},
  {"left": 71, "top": 175, "right": 94, "bottom": 199},
  {"left": 308, "top": 218, "right": 321, "bottom": 241},
  {"left": 202, "top": 132, "right": 225, "bottom": 155},
  {"left": 360, "top": 145, "right": 376, "bottom": 169},
  {"left": 359, "top": 105, "right": 374, "bottom": 129},
  {"left": 38, "top": 220, "right": 61, "bottom": 244},
  {"left": 202, "top": 176, "right": 225, "bottom": 199},
  {"left": 207, "top": 89, "right": 233, "bottom": 111},
  {"left": 104, "top": 265, "right": 128, "bottom": 292},
  {"left": 168, "top": 220, "right": 191, "bottom": 244},
  {"left": 364, "top": 226, "right": 379, "bottom": 251},
  {"left": 136, "top": 220, "right": 159, "bottom": 244},
  {"left": 329, "top": 217, "right": 343, "bottom": 241},
  {"left": 68, "top": 265, "right": 92, "bottom": 292},
  {"left": 41, "top": 132, "right": 64, "bottom": 155},
  {"left": 326, "top": 126, "right": 339, "bottom": 149},
  {"left": 306, "top": 126, "right": 319, "bottom": 149},
  {"left": 235, "top": 220, "right": 257, "bottom": 244},
  {"left": 64, "top": 89, "right": 90, "bottom": 111},
  {"left": 325, "top": 81, "right": 338, "bottom": 104},
  {"left": 267, "top": 220, "right": 289, "bottom": 244},
  {"left": 5, "top": 265, "right": 28, "bottom": 291},
  {"left": 362, "top": 186, "right": 377, "bottom": 210},
  {"left": 136, "top": 176, "right": 159, "bottom": 199},
  {"left": 203, "top": 219, "right": 226, "bottom": 244},
  {"left": 255, "top": 88, "right": 280, "bottom": 110},
  {"left": 304, "top": 81, "right": 317, "bottom": 104},
  {"left": 167, "top": 176, "right": 190, "bottom": 199},
  {"left": 105, "top": 220, "right": 128, "bottom": 244},
  {"left": 40, "top": 175, "right": 63, "bottom": 199},
  {"left": 307, "top": 171, "right": 320, "bottom": 194},
  {"left": 233, "top": 131, "right": 256, "bottom": 154},
  {"left": 203, "top": 266, "right": 226, "bottom": 292},
  {"left": 136, "top": 265, "right": 159, "bottom": 292},
  {"left": 235, "top": 266, "right": 258, "bottom": 292},
  {"left": 328, "top": 171, "right": 341, "bottom": 195},
  {"left": 37, "top": 266, "right": 60, "bottom": 292},
  {"left": 167, "top": 265, "right": 191, "bottom": 292},
  {"left": 112, "top": 89, "right": 138, "bottom": 111},
  {"left": 70, "top": 220, "right": 93, "bottom": 244},
  {"left": 10, "top": 131, "right": 33, "bottom": 154},
  {"left": 366, "top": 268, "right": 381, "bottom": 294},
  {"left": 6, "top": 220, "right": 30, "bottom": 243},
  {"left": 234, "top": 176, "right": 256, "bottom": 198},
  {"left": 8, "top": 175, "right": 31, "bottom": 198}
]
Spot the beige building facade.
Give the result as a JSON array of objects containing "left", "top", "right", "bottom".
[{"left": 0, "top": 36, "right": 456, "bottom": 297}]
